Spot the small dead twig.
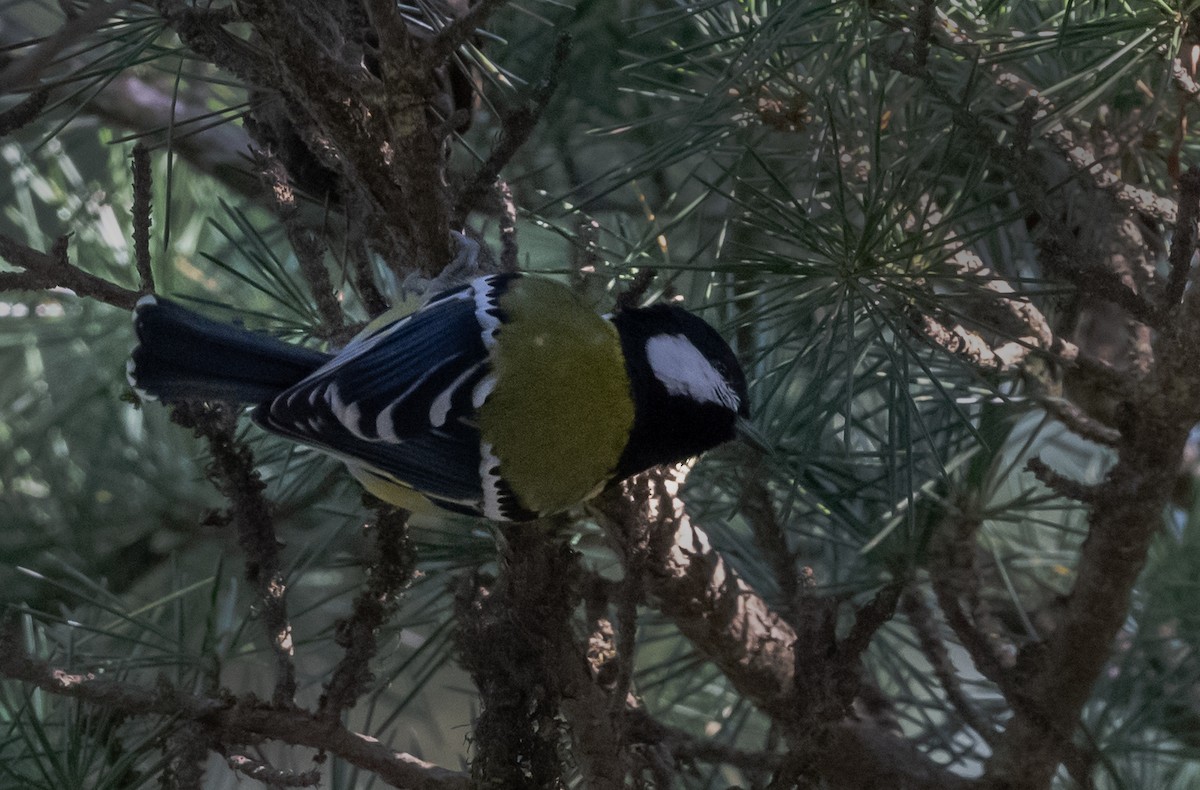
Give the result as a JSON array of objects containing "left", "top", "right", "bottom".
[
  {"left": 1040, "top": 397, "right": 1121, "bottom": 447},
  {"left": 169, "top": 402, "right": 296, "bottom": 706},
  {"left": 131, "top": 143, "right": 154, "bottom": 293},
  {"left": 0, "top": 234, "right": 140, "bottom": 308},
  {"left": 928, "top": 512, "right": 1014, "bottom": 688},
  {"left": 1026, "top": 456, "right": 1100, "bottom": 503},
  {"left": 738, "top": 449, "right": 799, "bottom": 614},
  {"left": 453, "top": 34, "right": 570, "bottom": 221},
  {"left": 258, "top": 153, "right": 347, "bottom": 338},
  {"left": 910, "top": 0, "right": 935, "bottom": 69},
  {"left": 625, "top": 707, "right": 785, "bottom": 773},
  {"left": 1161, "top": 168, "right": 1200, "bottom": 316},
  {"left": 840, "top": 581, "right": 903, "bottom": 665},
  {"left": 318, "top": 503, "right": 414, "bottom": 722},
  {"left": 903, "top": 591, "right": 999, "bottom": 745},
  {"left": 348, "top": 236, "right": 389, "bottom": 318},
  {"left": 0, "top": 90, "right": 49, "bottom": 137},
  {"left": 497, "top": 179, "right": 518, "bottom": 273},
  {"left": 425, "top": 0, "right": 508, "bottom": 65},
  {"left": 0, "top": 627, "right": 469, "bottom": 789}
]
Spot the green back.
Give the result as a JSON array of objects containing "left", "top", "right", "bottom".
[{"left": 479, "top": 278, "right": 634, "bottom": 515}]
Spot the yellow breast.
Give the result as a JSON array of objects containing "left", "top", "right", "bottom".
[{"left": 478, "top": 278, "right": 634, "bottom": 516}]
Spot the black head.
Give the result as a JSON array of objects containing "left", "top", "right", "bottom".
[{"left": 610, "top": 304, "right": 749, "bottom": 480}]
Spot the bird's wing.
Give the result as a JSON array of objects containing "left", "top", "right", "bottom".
[{"left": 253, "top": 277, "right": 509, "bottom": 508}]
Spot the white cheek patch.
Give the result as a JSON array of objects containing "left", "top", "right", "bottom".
[{"left": 645, "top": 334, "right": 740, "bottom": 410}]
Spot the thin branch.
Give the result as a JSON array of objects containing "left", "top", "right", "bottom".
[
  {"left": 0, "top": 233, "right": 140, "bottom": 308},
  {"left": 594, "top": 467, "right": 796, "bottom": 720},
  {"left": 0, "top": 633, "right": 469, "bottom": 790},
  {"left": 0, "top": 89, "right": 49, "bottom": 136},
  {"left": 840, "top": 581, "right": 902, "bottom": 665},
  {"left": 928, "top": 510, "right": 1015, "bottom": 689},
  {"left": 497, "top": 179, "right": 518, "bottom": 273},
  {"left": 1160, "top": 167, "right": 1200, "bottom": 315},
  {"left": 453, "top": 33, "right": 570, "bottom": 222},
  {"left": 1039, "top": 396, "right": 1121, "bottom": 447},
  {"left": 1026, "top": 457, "right": 1100, "bottom": 503},
  {"left": 453, "top": 533, "right": 573, "bottom": 788},
  {"left": 592, "top": 468, "right": 971, "bottom": 789},
  {"left": 157, "top": 1, "right": 274, "bottom": 89},
  {"left": 258, "top": 152, "right": 347, "bottom": 339},
  {"left": 910, "top": 0, "right": 934, "bottom": 69},
  {"left": 348, "top": 236, "right": 389, "bottom": 317},
  {"left": 169, "top": 402, "right": 296, "bottom": 706},
  {"left": 910, "top": 309, "right": 1020, "bottom": 372},
  {"left": 0, "top": 0, "right": 133, "bottom": 90},
  {"left": 425, "top": 0, "right": 508, "bottom": 65},
  {"left": 738, "top": 449, "right": 799, "bottom": 613},
  {"left": 318, "top": 503, "right": 413, "bottom": 722},
  {"left": 902, "top": 591, "right": 999, "bottom": 745},
  {"left": 131, "top": 143, "right": 154, "bottom": 293},
  {"left": 886, "top": 52, "right": 1161, "bottom": 328},
  {"left": 983, "top": 196, "right": 1200, "bottom": 783}
]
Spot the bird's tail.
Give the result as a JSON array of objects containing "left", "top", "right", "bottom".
[{"left": 127, "top": 296, "right": 332, "bottom": 404}]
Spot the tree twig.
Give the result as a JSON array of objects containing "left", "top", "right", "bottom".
[
  {"left": 426, "top": 0, "right": 508, "bottom": 65},
  {"left": 1161, "top": 167, "right": 1200, "bottom": 315},
  {"left": 497, "top": 179, "right": 518, "bottom": 273},
  {"left": 0, "top": 233, "right": 140, "bottom": 308},
  {"left": 625, "top": 706, "right": 784, "bottom": 773},
  {"left": 0, "top": 89, "right": 49, "bottom": 136},
  {"left": 131, "top": 143, "right": 154, "bottom": 293},
  {"left": 169, "top": 402, "right": 296, "bottom": 706},
  {"left": 1026, "top": 456, "right": 1100, "bottom": 503},
  {"left": 592, "top": 467, "right": 971, "bottom": 789},
  {"left": 0, "top": 630, "right": 469, "bottom": 790},
  {"left": 902, "top": 591, "right": 999, "bottom": 745},
  {"left": 453, "top": 33, "right": 570, "bottom": 222},
  {"left": 318, "top": 503, "right": 413, "bottom": 722}
]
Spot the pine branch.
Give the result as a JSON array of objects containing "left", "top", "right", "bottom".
[
  {"left": 903, "top": 591, "right": 999, "bottom": 745},
  {"left": 594, "top": 467, "right": 971, "bottom": 789},
  {"left": 0, "top": 89, "right": 49, "bottom": 136},
  {"left": 425, "top": 0, "right": 507, "bottom": 65},
  {"left": 258, "top": 152, "right": 348, "bottom": 340},
  {"left": 0, "top": 234, "right": 140, "bottom": 308},
  {"left": 169, "top": 403, "right": 296, "bottom": 707},
  {"left": 0, "top": 630, "right": 469, "bottom": 790},
  {"left": 453, "top": 33, "right": 570, "bottom": 222},
  {"left": 318, "top": 503, "right": 414, "bottom": 722},
  {"left": 131, "top": 143, "right": 154, "bottom": 293},
  {"left": 983, "top": 169, "right": 1200, "bottom": 788}
]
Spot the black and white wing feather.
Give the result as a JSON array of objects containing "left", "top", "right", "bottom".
[{"left": 253, "top": 277, "right": 509, "bottom": 511}]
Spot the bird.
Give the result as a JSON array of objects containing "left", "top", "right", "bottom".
[{"left": 127, "top": 273, "right": 750, "bottom": 521}]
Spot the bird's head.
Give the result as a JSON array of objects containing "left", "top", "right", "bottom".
[{"left": 610, "top": 303, "right": 750, "bottom": 479}]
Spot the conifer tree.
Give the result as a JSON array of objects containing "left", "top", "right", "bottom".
[{"left": 2, "top": 1, "right": 1200, "bottom": 787}]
